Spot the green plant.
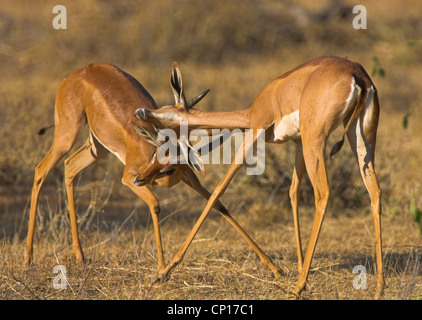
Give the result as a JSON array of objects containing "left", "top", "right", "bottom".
[
  {"left": 371, "top": 56, "right": 386, "bottom": 78},
  {"left": 410, "top": 201, "right": 422, "bottom": 234},
  {"left": 402, "top": 109, "right": 412, "bottom": 129}
]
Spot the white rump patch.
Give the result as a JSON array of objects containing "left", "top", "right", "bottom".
[
  {"left": 346, "top": 78, "right": 358, "bottom": 110},
  {"left": 363, "top": 86, "right": 375, "bottom": 131},
  {"left": 331, "top": 77, "right": 360, "bottom": 131},
  {"left": 340, "top": 77, "right": 359, "bottom": 126}
]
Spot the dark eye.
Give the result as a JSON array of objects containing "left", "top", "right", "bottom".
[{"left": 160, "top": 167, "right": 176, "bottom": 176}]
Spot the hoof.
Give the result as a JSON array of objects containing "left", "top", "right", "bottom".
[
  {"left": 73, "top": 246, "right": 85, "bottom": 264},
  {"left": 153, "top": 271, "right": 171, "bottom": 284},
  {"left": 293, "top": 284, "right": 306, "bottom": 296},
  {"left": 24, "top": 250, "right": 33, "bottom": 268}
]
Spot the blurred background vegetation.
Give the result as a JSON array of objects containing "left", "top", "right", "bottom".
[{"left": 0, "top": 0, "right": 421, "bottom": 235}]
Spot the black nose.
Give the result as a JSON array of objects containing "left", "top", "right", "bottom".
[{"left": 135, "top": 108, "right": 147, "bottom": 121}]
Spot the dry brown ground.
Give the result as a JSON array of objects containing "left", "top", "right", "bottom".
[{"left": 0, "top": 203, "right": 421, "bottom": 300}]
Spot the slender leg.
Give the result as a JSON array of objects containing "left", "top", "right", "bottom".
[
  {"left": 122, "top": 178, "right": 165, "bottom": 271},
  {"left": 182, "top": 167, "right": 282, "bottom": 279},
  {"left": 181, "top": 167, "right": 229, "bottom": 215},
  {"left": 294, "top": 137, "right": 330, "bottom": 295},
  {"left": 63, "top": 136, "right": 106, "bottom": 263},
  {"left": 24, "top": 124, "right": 83, "bottom": 266},
  {"left": 346, "top": 103, "right": 384, "bottom": 298},
  {"left": 289, "top": 140, "right": 306, "bottom": 272},
  {"left": 155, "top": 129, "right": 280, "bottom": 282},
  {"left": 25, "top": 146, "right": 69, "bottom": 265}
]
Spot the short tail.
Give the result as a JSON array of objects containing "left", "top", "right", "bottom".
[
  {"left": 329, "top": 81, "right": 369, "bottom": 159},
  {"left": 37, "top": 124, "right": 54, "bottom": 135}
]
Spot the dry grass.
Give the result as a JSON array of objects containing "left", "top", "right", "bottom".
[
  {"left": 1, "top": 205, "right": 421, "bottom": 300},
  {"left": 1, "top": 0, "right": 421, "bottom": 300}
]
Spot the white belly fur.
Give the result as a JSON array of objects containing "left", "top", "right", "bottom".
[
  {"left": 274, "top": 110, "right": 300, "bottom": 143},
  {"left": 89, "top": 130, "right": 126, "bottom": 164}
]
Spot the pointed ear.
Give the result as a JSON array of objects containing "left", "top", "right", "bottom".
[
  {"left": 132, "top": 123, "right": 161, "bottom": 147},
  {"left": 188, "top": 146, "right": 205, "bottom": 175},
  {"left": 179, "top": 140, "right": 205, "bottom": 175},
  {"left": 170, "top": 61, "right": 187, "bottom": 108}
]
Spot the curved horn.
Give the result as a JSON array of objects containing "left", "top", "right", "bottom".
[{"left": 186, "top": 89, "right": 210, "bottom": 109}]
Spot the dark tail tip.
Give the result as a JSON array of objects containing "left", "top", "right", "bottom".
[
  {"left": 37, "top": 125, "right": 54, "bottom": 135},
  {"left": 330, "top": 136, "right": 345, "bottom": 160}
]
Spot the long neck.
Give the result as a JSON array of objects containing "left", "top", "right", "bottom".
[{"left": 187, "top": 108, "right": 251, "bottom": 130}]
